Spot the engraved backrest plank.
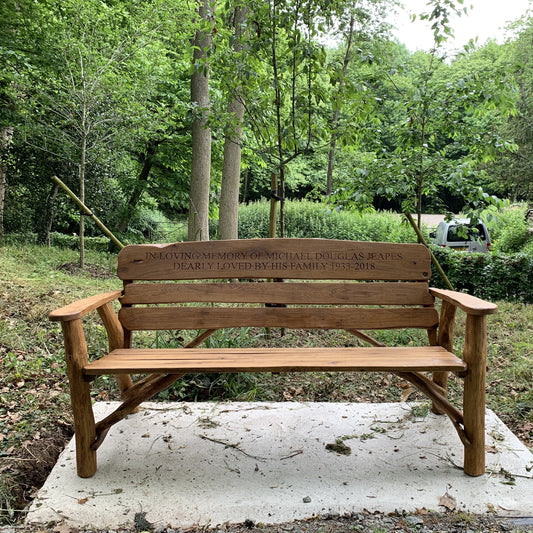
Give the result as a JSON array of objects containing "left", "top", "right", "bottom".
[{"left": 117, "top": 239, "right": 431, "bottom": 281}]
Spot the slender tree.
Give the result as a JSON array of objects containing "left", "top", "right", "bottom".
[
  {"left": 218, "top": 2, "right": 248, "bottom": 241},
  {"left": 0, "top": 127, "right": 14, "bottom": 238},
  {"left": 189, "top": 0, "right": 215, "bottom": 242}
]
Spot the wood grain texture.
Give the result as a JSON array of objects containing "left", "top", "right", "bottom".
[
  {"left": 50, "top": 290, "right": 122, "bottom": 322},
  {"left": 431, "top": 300, "right": 457, "bottom": 414},
  {"left": 83, "top": 346, "right": 466, "bottom": 375},
  {"left": 121, "top": 281, "right": 434, "bottom": 306},
  {"left": 430, "top": 288, "right": 498, "bottom": 315},
  {"left": 118, "top": 306, "right": 440, "bottom": 331},
  {"left": 97, "top": 302, "right": 134, "bottom": 398},
  {"left": 117, "top": 239, "right": 432, "bottom": 281},
  {"left": 62, "top": 319, "right": 97, "bottom": 478},
  {"left": 463, "top": 314, "right": 487, "bottom": 476}
]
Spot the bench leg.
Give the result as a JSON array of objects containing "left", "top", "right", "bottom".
[
  {"left": 62, "top": 320, "right": 97, "bottom": 478},
  {"left": 462, "top": 315, "right": 487, "bottom": 477}
]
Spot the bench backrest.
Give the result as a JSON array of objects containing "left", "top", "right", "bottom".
[{"left": 117, "top": 238, "right": 438, "bottom": 334}]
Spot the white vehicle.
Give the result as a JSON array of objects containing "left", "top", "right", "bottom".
[{"left": 430, "top": 218, "right": 491, "bottom": 253}]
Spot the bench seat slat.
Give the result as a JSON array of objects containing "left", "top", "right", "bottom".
[
  {"left": 119, "top": 307, "right": 439, "bottom": 331},
  {"left": 121, "top": 282, "right": 435, "bottom": 306},
  {"left": 84, "top": 346, "right": 466, "bottom": 375}
]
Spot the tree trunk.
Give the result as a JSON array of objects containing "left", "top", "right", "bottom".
[
  {"left": 188, "top": 0, "right": 213, "bottom": 242},
  {"left": 271, "top": 0, "right": 285, "bottom": 237},
  {"left": 44, "top": 182, "right": 59, "bottom": 246},
  {"left": 269, "top": 173, "right": 278, "bottom": 238},
  {"left": 79, "top": 134, "right": 87, "bottom": 268},
  {"left": 218, "top": 4, "right": 247, "bottom": 241},
  {"left": 0, "top": 127, "right": 14, "bottom": 239},
  {"left": 117, "top": 142, "right": 157, "bottom": 234}
]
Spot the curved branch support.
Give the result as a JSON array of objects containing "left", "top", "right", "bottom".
[
  {"left": 92, "top": 372, "right": 186, "bottom": 450},
  {"left": 185, "top": 329, "right": 219, "bottom": 348},
  {"left": 396, "top": 371, "right": 470, "bottom": 447},
  {"left": 345, "top": 328, "right": 387, "bottom": 347}
]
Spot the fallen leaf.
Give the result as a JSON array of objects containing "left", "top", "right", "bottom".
[
  {"left": 439, "top": 491, "right": 456, "bottom": 511},
  {"left": 78, "top": 498, "right": 88, "bottom": 505},
  {"left": 486, "top": 445, "right": 499, "bottom": 454}
]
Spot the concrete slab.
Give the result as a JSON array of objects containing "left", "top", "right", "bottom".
[{"left": 26, "top": 402, "right": 533, "bottom": 530}]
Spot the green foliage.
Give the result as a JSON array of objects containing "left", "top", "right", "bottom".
[
  {"left": 155, "top": 328, "right": 262, "bottom": 402},
  {"left": 330, "top": 13, "right": 519, "bottom": 215},
  {"left": 121, "top": 207, "right": 187, "bottom": 244},
  {"left": 485, "top": 206, "right": 533, "bottom": 253},
  {"left": 431, "top": 247, "right": 533, "bottom": 303},
  {"left": 2, "top": 0, "right": 532, "bottom": 248},
  {"left": 48, "top": 232, "right": 109, "bottom": 252},
  {"left": 234, "top": 200, "right": 418, "bottom": 242},
  {"left": 1, "top": 232, "right": 39, "bottom": 245},
  {"left": 2, "top": 232, "right": 112, "bottom": 252},
  {"left": 483, "top": 17, "right": 533, "bottom": 203},
  {"left": 1, "top": 0, "right": 194, "bottom": 241}
]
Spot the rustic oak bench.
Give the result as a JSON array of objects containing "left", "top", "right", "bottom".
[{"left": 50, "top": 238, "right": 497, "bottom": 478}]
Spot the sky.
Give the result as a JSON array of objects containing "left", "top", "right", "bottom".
[{"left": 391, "top": 0, "right": 532, "bottom": 53}]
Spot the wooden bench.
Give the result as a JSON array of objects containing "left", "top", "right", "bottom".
[{"left": 50, "top": 238, "right": 497, "bottom": 478}]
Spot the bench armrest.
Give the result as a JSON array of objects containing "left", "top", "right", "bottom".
[
  {"left": 429, "top": 288, "right": 497, "bottom": 316},
  {"left": 49, "top": 290, "right": 123, "bottom": 322}
]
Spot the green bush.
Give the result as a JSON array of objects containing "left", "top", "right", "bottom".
[
  {"left": 49, "top": 232, "right": 109, "bottom": 252},
  {"left": 234, "top": 200, "right": 419, "bottom": 242},
  {"left": 486, "top": 206, "right": 532, "bottom": 253},
  {"left": 1, "top": 232, "right": 39, "bottom": 245},
  {"left": 522, "top": 239, "right": 533, "bottom": 255},
  {"left": 122, "top": 207, "right": 187, "bottom": 243},
  {"left": 3, "top": 232, "right": 109, "bottom": 251},
  {"left": 431, "top": 247, "right": 533, "bottom": 303}
]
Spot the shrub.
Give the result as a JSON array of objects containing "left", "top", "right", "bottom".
[
  {"left": 1, "top": 232, "right": 39, "bottom": 245},
  {"left": 486, "top": 206, "right": 532, "bottom": 254},
  {"left": 48, "top": 232, "right": 109, "bottom": 252},
  {"left": 431, "top": 247, "right": 533, "bottom": 303},
  {"left": 123, "top": 207, "right": 187, "bottom": 243},
  {"left": 235, "top": 200, "right": 419, "bottom": 242}
]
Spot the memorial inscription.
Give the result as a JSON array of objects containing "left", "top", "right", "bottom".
[{"left": 144, "top": 249, "right": 404, "bottom": 273}]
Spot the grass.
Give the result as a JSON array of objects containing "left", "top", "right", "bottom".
[{"left": 0, "top": 243, "right": 532, "bottom": 525}]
